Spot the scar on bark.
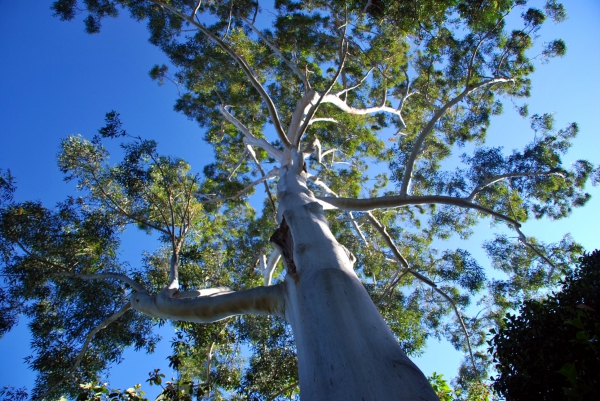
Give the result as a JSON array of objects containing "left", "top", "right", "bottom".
[{"left": 270, "top": 217, "right": 299, "bottom": 282}]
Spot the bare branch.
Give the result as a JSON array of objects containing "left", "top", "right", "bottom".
[
  {"left": 515, "top": 226, "right": 559, "bottom": 279},
  {"left": 317, "top": 194, "right": 522, "bottom": 227},
  {"left": 227, "top": 148, "right": 249, "bottom": 181},
  {"left": 191, "top": 0, "right": 202, "bottom": 17},
  {"left": 222, "top": 0, "right": 234, "bottom": 39},
  {"left": 348, "top": 211, "right": 369, "bottom": 246},
  {"left": 172, "top": 287, "right": 232, "bottom": 299},
  {"left": 399, "top": 77, "right": 514, "bottom": 196},
  {"left": 56, "top": 272, "right": 148, "bottom": 293},
  {"left": 246, "top": 143, "right": 277, "bottom": 216},
  {"left": 466, "top": 170, "right": 564, "bottom": 201},
  {"left": 288, "top": 90, "right": 321, "bottom": 145},
  {"left": 320, "top": 93, "right": 407, "bottom": 130},
  {"left": 37, "top": 303, "right": 132, "bottom": 400},
  {"left": 293, "top": 34, "right": 350, "bottom": 148},
  {"left": 332, "top": 67, "right": 374, "bottom": 97},
  {"left": 367, "top": 213, "right": 476, "bottom": 370},
  {"left": 430, "top": 286, "right": 477, "bottom": 371},
  {"left": 218, "top": 105, "right": 284, "bottom": 162},
  {"left": 151, "top": 1, "right": 291, "bottom": 148},
  {"left": 199, "top": 168, "right": 279, "bottom": 204},
  {"left": 131, "top": 284, "right": 285, "bottom": 322},
  {"left": 259, "top": 249, "right": 282, "bottom": 286},
  {"left": 309, "top": 118, "right": 339, "bottom": 125}
]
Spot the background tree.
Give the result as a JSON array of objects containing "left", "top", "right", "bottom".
[
  {"left": 489, "top": 250, "right": 600, "bottom": 400},
  {"left": 1, "top": 0, "right": 598, "bottom": 399}
]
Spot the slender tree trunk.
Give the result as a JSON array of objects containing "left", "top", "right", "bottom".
[{"left": 273, "top": 159, "right": 438, "bottom": 400}]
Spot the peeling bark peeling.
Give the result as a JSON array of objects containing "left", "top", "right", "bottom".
[{"left": 270, "top": 217, "right": 298, "bottom": 281}]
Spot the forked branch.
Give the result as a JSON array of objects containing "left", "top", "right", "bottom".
[
  {"left": 218, "top": 105, "right": 283, "bottom": 162},
  {"left": 399, "top": 77, "right": 514, "bottom": 196}
]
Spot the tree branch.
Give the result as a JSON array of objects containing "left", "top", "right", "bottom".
[
  {"left": 466, "top": 170, "right": 563, "bottom": 201},
  {"left": 55, "top": 272, "right": 148, "bottom": 293},
  {"left": 320, "top": 93, "right": 407, "bottom": 130},
  {"left": 36, "top": 303, "right": 132, "bottom": 400},
  {"left": 218, "top": 105, "right": 284, "bottom": 162},
  {"left": 199, "top": 168, "right": 278, "bottom": 204},
  {"left": 130, "top": 284, "right": 285, "bottom": 323},
  {"left": 259, "top": 249, "right": 282, "bottom": 286},
  {"left": 240, "top": 16, "right": 308, "bottom": 87},
  {"left": 399, "top": 77, "right": 514, "bottom": 196},
  {"left": 227, "top": 148, "right": 249, "bottom": 181},
  {"left": 267, "top": 381, "right": 299, "bottom": 401},
  {"left": 317, "top": 194, "right": 522, "bottom": 227},
  {"left": 245, "top": 143, "right": 277, "bottom": 216},
  {"left": 293, "top": 32, "right": 349, "bottom": 148},
  {"left": 366, "top": 213, "right": 476, "bottom": 371},
  {"left": 332, "top": 67, "right": 374, "bottom": 97},
  {"left": 151, "top": 0, "right": 291, "bottom": 148},
  {"left": 515, "top": 226, "right": 559, "bottom": 279}
]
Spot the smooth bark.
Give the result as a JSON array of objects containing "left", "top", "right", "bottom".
[{"left": 273, "top": 153, "right": 438, "bottom": 400}]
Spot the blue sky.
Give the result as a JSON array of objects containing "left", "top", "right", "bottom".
[{"left": 1, "top": 0, "right": 599, "bottom": 398}]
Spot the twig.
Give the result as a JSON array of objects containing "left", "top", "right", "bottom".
[{"left": 266, "top": 381, "right": 299, "bottom": 401}]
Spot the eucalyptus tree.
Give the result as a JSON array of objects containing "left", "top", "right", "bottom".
[{"left": 1, "top": 0, "right": 597, "bottom": 399}]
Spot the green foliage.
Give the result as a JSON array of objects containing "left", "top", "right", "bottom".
[
  {"left": 1, "top": 0, "right": 596, "bottom": 398},
  {"left": 489, "top": 251, "right": 600, "bottom": 400},
  {"left": 428, "top": 372, "right": 493, "bottom": 401}
]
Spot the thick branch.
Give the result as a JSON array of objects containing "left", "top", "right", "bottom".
[
  {"left": 130, "top": 284, "right": 285, "bottom": 322},
  {"left": 321, "top": 93, "right": 407, "bottom": 129},
  {"left": 399, "top": 77, "right": 514, "bottom": 196},
  {"left": 293, "top": 36, "right": 349, "bottom": 148},
  {"left": 288, "top": 90, "right": 320, "bottom": 145},
  {"left": 172, "top": 287, "right": 232, "bottom": 299},
  {"left": 151, "top": 1, "right": 291, "bottom": 147},
  {"left": 317, "top": 194, "right": 521, "bottom": 227}
]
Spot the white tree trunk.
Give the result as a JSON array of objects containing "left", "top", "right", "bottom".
[{"left": 274, "top": 156, "right": 438, "bottom": 400}]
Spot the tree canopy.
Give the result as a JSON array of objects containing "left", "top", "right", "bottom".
[{"left": 1, "top": 0, "right": 599, "bottom": 399}]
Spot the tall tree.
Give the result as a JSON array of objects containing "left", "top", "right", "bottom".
[{"left": 1, "top": 0, "right": 597, "bottom": 399}]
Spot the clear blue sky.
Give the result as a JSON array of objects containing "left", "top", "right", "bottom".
[{"left": 1, "top": 0, "right": 599, "bottom": 397}]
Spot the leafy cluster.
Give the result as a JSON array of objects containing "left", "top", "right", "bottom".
[{"left": 489, "top": 250, "right": 600, "bottom": 400}]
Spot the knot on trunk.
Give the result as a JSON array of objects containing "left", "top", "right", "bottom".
[{"left": 270, "top": 217, "right": 298, "bottom": 282}]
